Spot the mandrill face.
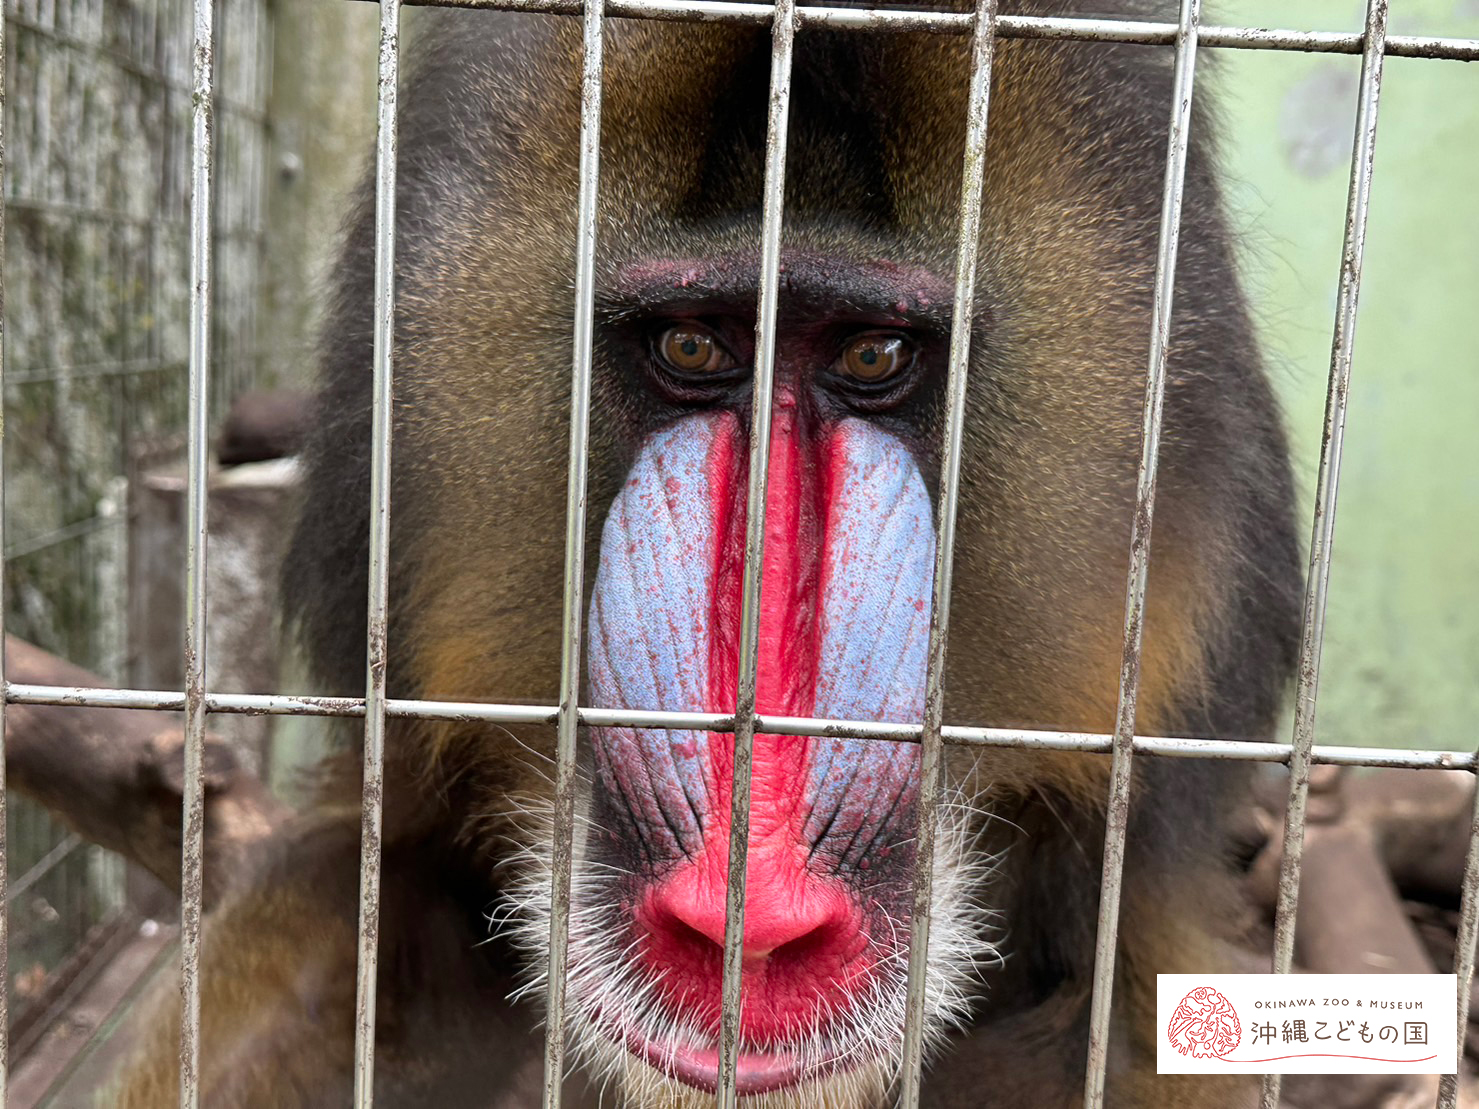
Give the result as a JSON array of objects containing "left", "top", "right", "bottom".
[{"left": 498, "top": 229, "right": 1005, "bottom": 1097}]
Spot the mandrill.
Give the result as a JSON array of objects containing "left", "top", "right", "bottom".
[{"left": 113, "top": 2, "right": 1300, "bottom": 1106}]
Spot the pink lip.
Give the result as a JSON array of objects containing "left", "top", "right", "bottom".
[
  {"left": 629, "top": 1033, "right": 806, "bottom": 1095},
  {"left": 602, "top": 1004, "right": 862, "bottom": 1094}
]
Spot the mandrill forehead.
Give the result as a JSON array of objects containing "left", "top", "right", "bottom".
[{"left": 602, "top": 247, "right": 958, "bottom": 334}]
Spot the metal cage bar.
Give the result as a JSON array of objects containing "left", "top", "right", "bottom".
[
  {"left": 1439, "top": 763, "right": 1479, "bottom": 1109},
  {"left": 1082, "top": 1, "right": 1202, "bottom": 1104},
  {"left": 0, "top": 0, "right": 9, "bottom": 1096},
  {"left": 1261, "top": 2, "right": 1389, "bottom": 1106},
  {"left": 179, "top": 0, "right": 217, "bottom": 1102},
  {"left": 349, "top": 0, "right": 1479, "bottom": 60},
  {"left": 353, "top": 1, "right": 404, "bottom": 1104},
  {"left": 897, "top": 1, "right": 998, "bottom": 1105},
  {"left": 715, "top": 0, "right": 796, "bottom": 1101},
  {"left": 543, "top": 0, "right": 607, "bottom": 1104},
  {"left": 9, "top": 678, "right": 1479, "bottom": 770}
]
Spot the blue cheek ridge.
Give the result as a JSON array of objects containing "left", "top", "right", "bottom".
[
  {"left": 804, "top": 420, "right": 935, "bottom": 851},
  {"left": 587, "top": 417, "right": 723, "bottom": 855},
  {"left": 586, "top": 414, "right": 935, "bottom": 863}
]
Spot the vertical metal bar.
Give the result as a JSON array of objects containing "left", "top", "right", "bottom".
[
  {"left": 178, "top": 0, "right": 215, "bottom": 1102},
  {"left": 896, "top": 1, "right": 998, "bottom": 1105},
  {"left": 1260, "top": 4, "right": 1386, "bottom": 1105},
  {"left": 353, "top": 0, "right": 401, "bottom": 1105},
  {"left": 541, "top": 0, "right": 606, "bottom": 1104},
  {"left": 1081, "top": 1, "right": 1201, "bottom": 1106},
  {"left": 0, "top": 0, "right": 10, "bottom": 1096},
  {"left": 1436, "top": 759, "right": 1479, "bottom": 1109},
  {"left": 714, "top": 0, "right": 796, "bottom": 1104}
]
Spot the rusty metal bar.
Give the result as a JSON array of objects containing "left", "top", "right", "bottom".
[
  {"left": 715, "top": 0, "right": 796, "bottom": 1102},
  {"left": 0, "top": 0, "right": 9, "bottom": 1093},
  {"left": 1261, "top": 3, "right": 1389, "bottom": 1106},
  {"left": 1082, "top": 1, "right": 1201, "bottom": 1105},
  {"left": 1437, "top": 753, "right": 1479, "bottom": 1109},
  {"left": 542, "top": 0, "right": 606, "bottom": 1103},
  {"left": 178, "top": 0, "right": 217, "bottom": 1101},
  {"left": 353, "top": 1, "right": 403, "bottom": 1105},
  {"left": 349, "top": 0, "right": 1479, "bottom": 61},
  {"left": 6, "top": 678, "right": 1479, "bottom": 769},
  {"left": 897, "top": 0, "right": 998, "bottom": 1105}
]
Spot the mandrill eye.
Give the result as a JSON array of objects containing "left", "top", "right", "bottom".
[
  {"left": 654, "top": 322, "right": 733, "bottom": 377},
  {"left": 838, "top": 331, "right": 915, "bottom": 385}
]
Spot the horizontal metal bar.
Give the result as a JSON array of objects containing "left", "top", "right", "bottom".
[
  {"left": 346, "top": 0, "right": 1479, "bottom": 61},
  {"left": 7, "top": 683, "right": 1475, "bottom": 769}
]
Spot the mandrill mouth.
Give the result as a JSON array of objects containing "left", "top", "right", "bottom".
[
  {"left": 498, "top": 779, "right": 991, "bottom": 1103},
  {"left": 591, "top": 953, "right": 905, "bottom": 1095},
  {"left": 623, "top": 1023, "right": 831, "bottom": 1095}
]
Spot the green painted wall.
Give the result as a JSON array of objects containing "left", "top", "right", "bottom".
[{"left": 1214, "top": 0, "right": 1479, "bottom": 749}]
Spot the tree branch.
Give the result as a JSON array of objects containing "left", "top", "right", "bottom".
[{"left": 4, "top": 635, "right": 291, "bottom": 909}]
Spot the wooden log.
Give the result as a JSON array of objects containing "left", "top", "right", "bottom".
[
  {"left": 1294, "top": 823, "right": 1437, "bottom": 976},
  {"left": 215, "top": 389, "right": 313, "bottom": 465},
  {"left": 4, "top": 635, "right": 291, "bottom": 909},
  {"left": 1346, "top": 768, "right": 1475, "bottom": 904}
]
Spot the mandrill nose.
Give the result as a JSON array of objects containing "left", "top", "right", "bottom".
[
  {"left": 645, "top": 875, "right": 856, "bottom": 966},
  {"left": 636, "top": 851, "right": 873, "bottom": 1040}
]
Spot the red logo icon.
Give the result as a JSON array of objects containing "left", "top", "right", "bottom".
[{"left": 1168, "top": 986, "right": 1241, "bottom": 1059}]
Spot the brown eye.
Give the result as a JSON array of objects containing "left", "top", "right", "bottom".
[
  {"left": 656, "top": 323, "right": 730, "bottom": 376},
  {"left": 839, "top": 332, "right": 914, "bottom": 384}
]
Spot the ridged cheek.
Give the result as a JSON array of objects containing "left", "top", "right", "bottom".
[
  {"left": 804, "top": 419, "right": 935, "bottom": 857},
  {"left": 814, "top": 419, "right": 936, "bottom": 723},
  {"left": 586, "top": 413, "right": 735, "bottom": 859},
  {"left": 586, "top": 412, "right": 935, "bottom": 869}
]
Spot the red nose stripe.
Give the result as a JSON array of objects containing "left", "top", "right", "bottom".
[
  {"left": 633, "top": 396, "right": 871, "bottom": 1039},
  {"left": 706, "top": 392, "right": 828, "bottom": 839}
]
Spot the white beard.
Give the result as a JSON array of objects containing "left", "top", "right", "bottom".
[{"left": 493, "top": 785, "right": 1002, "bottom": 1108}]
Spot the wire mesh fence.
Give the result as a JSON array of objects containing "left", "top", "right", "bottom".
[
  {"left": 1, "top": 0, "right": 1477, "bottom": 1107},
  {"left": 0, "top": 0, "right": 272, "bottom": 1065}
]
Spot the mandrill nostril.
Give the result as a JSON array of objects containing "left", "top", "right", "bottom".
[
  {"left": 763, "top": 915, "right": 849, "bottom": 968},
  {"left": 641, "top": 868, "right": 866, "bottom": 979}
]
